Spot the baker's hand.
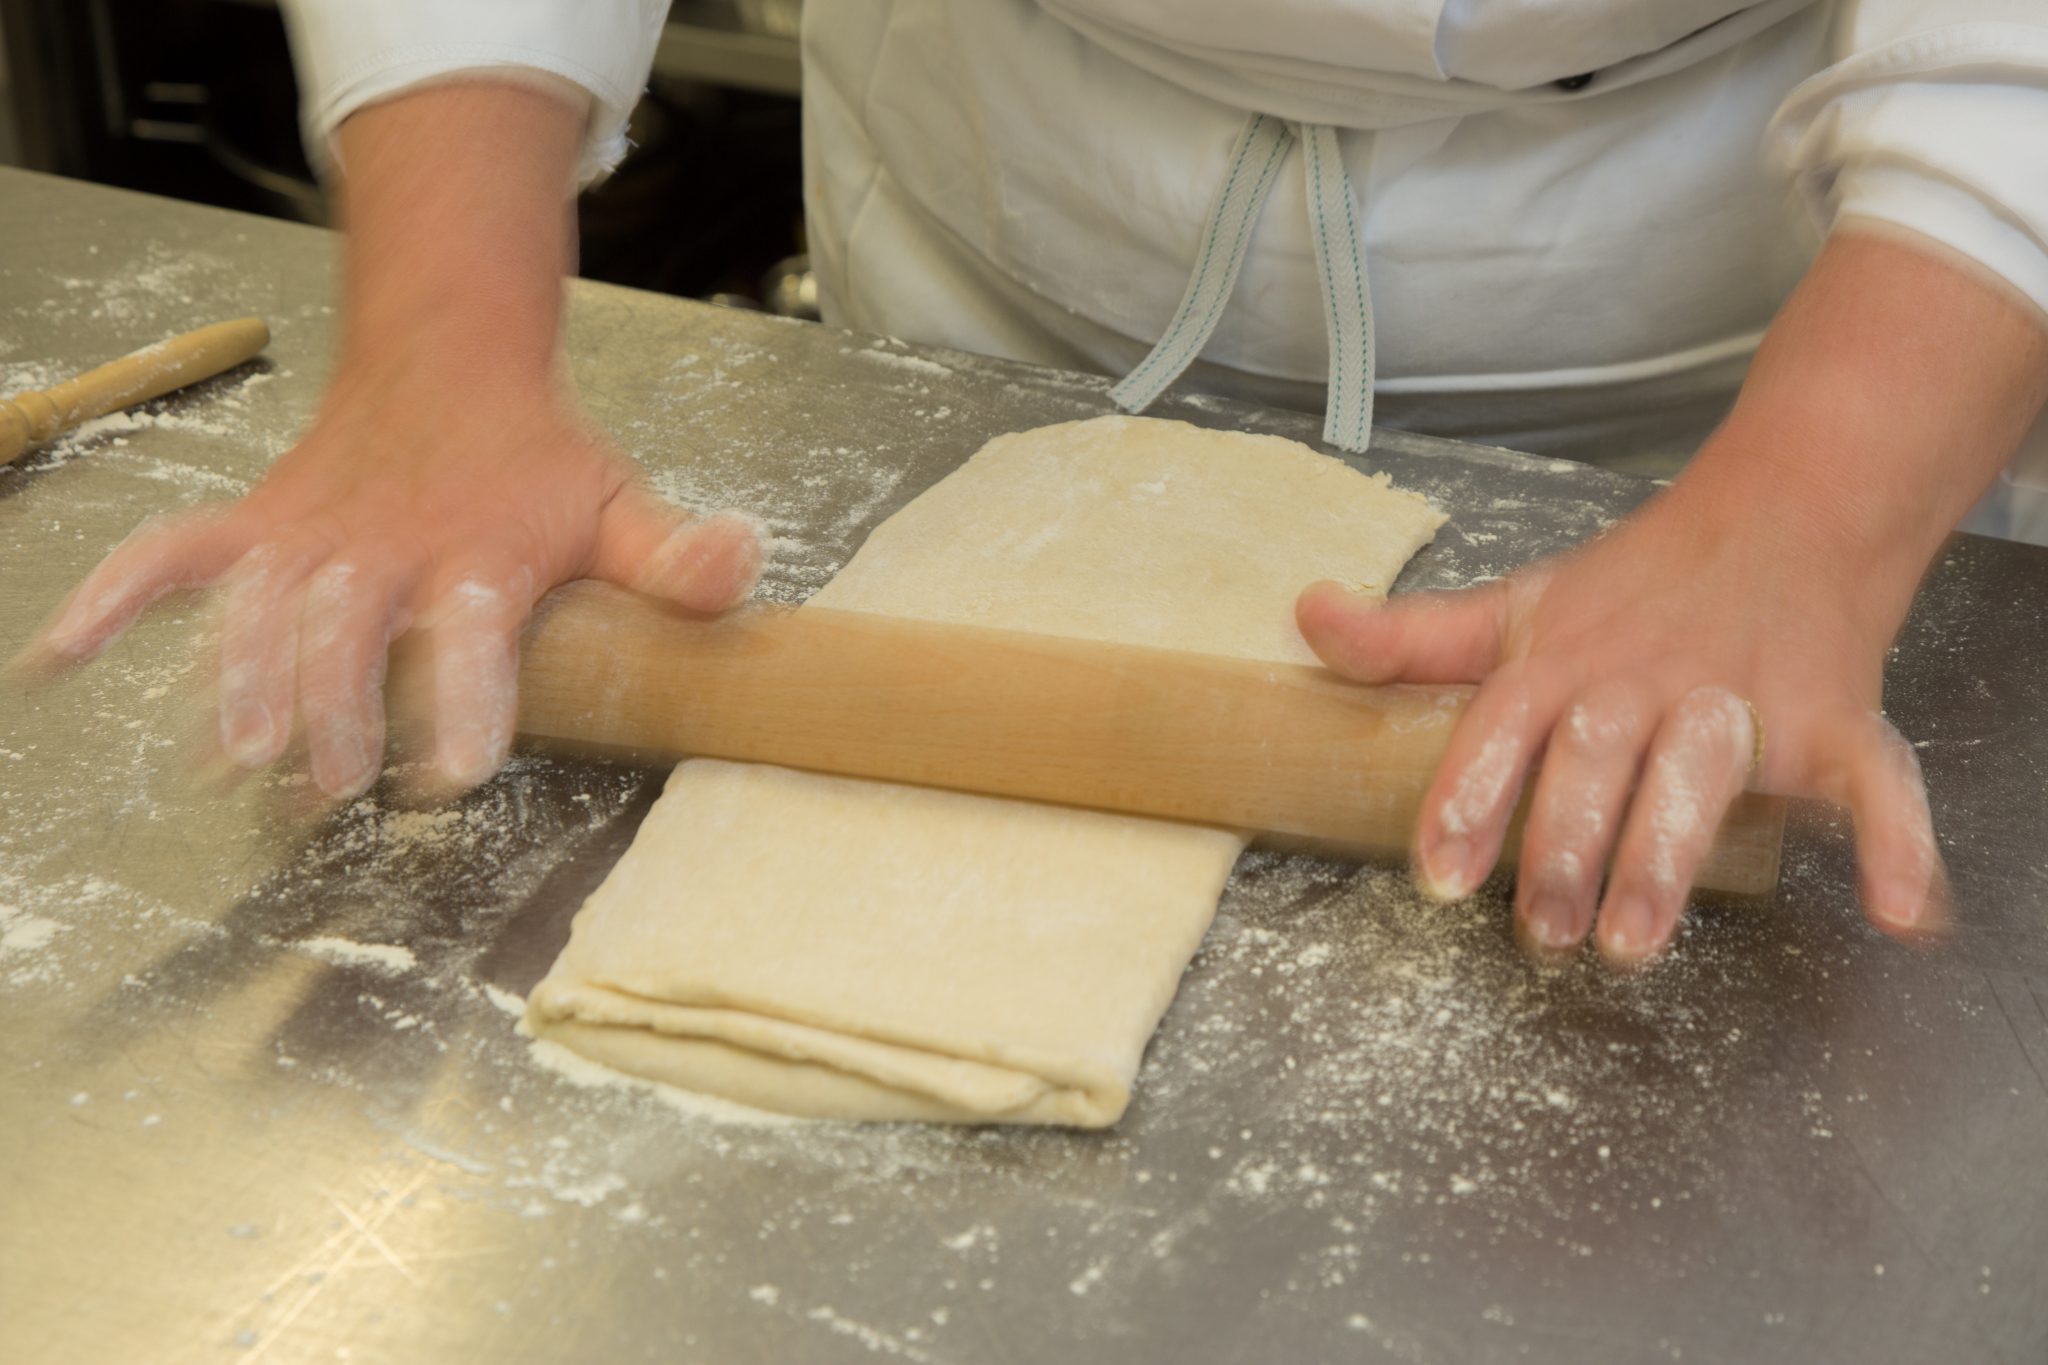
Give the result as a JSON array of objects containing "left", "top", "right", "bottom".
[
  {"left": 1295, "top": 484, "right": 1940, "bottom": 967},
  {"left": 19, "top": 79, "right": 761, "bottom": 801},
  {"left": 19, "top": 365, "right": 759, "bottom": 799}
]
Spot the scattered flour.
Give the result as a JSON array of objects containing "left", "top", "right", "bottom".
[
  {"left": 0, "top": 902, "right": 66, "bottom": 956},
  {"left": 294, "top": 936, "right": 418, "bottom": 974},
  {"left": 853, "top": 347, "right": 955, "bottom": 379},
  {"left": 3, "top": 284, "right": 1910, "bottom": 1360},
  {"left": 481, "top": 982, "right": 528, "bottom": 1019},
  {"left": 1, "top": 358, "right": 276, "bottom": 493}
]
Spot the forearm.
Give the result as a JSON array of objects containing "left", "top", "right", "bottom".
[
  {"left": 1667, "top": 225, "right": 2048, "bottom": 635},
  {"left": 330, "top": 79, "right": 587, "bottom": 395}
]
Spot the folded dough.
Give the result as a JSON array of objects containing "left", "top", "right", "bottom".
[{"left": 525, "top": 415, "right": 1443, "bottom": 1125}]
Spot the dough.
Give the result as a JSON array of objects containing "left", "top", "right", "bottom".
[{"left": 524, "top": 415, "right": 1444, "bottom": 1125}]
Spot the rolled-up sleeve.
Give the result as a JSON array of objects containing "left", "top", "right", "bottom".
[
  {"left": 279, "top": 0, "right": 669, "bottom": 186},
  {"left": 1769, "top": 2, "right": 2048, "bottom": 320}
]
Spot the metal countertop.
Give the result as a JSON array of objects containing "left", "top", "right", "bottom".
[{"left": 2, "top": 167, "right": 2045, "bottom": 1365}]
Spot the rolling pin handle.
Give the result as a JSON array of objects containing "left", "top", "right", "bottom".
[{"left": 0, "top": 316, "right": 270, "bottom": 467}]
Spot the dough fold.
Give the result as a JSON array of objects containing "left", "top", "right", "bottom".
[{"left": 525, "top": 415, "right": 1443, "bottom": 1125}]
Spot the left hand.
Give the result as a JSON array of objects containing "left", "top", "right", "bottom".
[{"left": 1295, "top": 472, "right": 1942, "bottom": 967}]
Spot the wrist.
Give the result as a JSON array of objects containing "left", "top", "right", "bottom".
[
  {"left": 335, "top": 274, "right": 564, "bottom": 395},
  {"left": 1654, "top": 427, "right": 1933, "bottom": 646},
  {"left": 1677, "top": 229, "right": 2047, "bottom": 580},
  {"left": 329, "top": 80, "right": 584, "bottom": 398}
]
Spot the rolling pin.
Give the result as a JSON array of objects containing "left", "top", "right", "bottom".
[
  {"left": 0, "top": 317, "right": 270, "bottom": 465},
  {"left": 501, "top": 582, "right": 1784, "bottom": 896}
]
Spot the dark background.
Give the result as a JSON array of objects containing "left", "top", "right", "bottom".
[{"left": 0, "top": 0, "right": 815, "bottom": 314}]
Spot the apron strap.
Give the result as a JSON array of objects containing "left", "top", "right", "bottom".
[
  {"left": 1110, "top": 113, "right": 1379, "bottom": 454},
  {"left": 1298, "top": 122, "right": 1376, "bottom": 454},
  {"left": 1108, "top": 113, "right": 1292, "bottom": 418}
]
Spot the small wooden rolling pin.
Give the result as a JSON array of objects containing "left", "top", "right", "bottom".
[
  {"left": 0, "top": 317, "right": 270, "bottom": 465},
  {"left": 507, "top": 582, "right": 1785, "bottom": 896}
]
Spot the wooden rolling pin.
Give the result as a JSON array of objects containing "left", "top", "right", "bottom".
[
  {"left": 504, "top": 582, "right": 1784, "bottom": 896},
  {"left": 0, "top": 317, "right": 270, "bottom": 465}
]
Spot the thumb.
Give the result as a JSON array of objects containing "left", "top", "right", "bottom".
[
  {"left": 1295, "top": 578, "right": 1509, "bottom": 684},
  {"left": 593, "top": 485, "right": 765, "bottom": 613}
]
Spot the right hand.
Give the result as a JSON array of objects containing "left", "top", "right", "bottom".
[
  {"left": 21, "top": 358, "right": 759, "bottom": 799},
  {"left": 21, "top": 79, "right": 761, "bottom": 801}
]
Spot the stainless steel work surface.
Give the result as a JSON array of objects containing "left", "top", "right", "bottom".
[{"left": 3, "top": 167, "right": 2045, "bottom": 1365}]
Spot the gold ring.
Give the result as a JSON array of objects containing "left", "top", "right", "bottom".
[{"left": 1739, "top": 695, "right": 1766, "bottom": 776}]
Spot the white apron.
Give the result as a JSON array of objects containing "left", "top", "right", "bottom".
[{"left": 801, "top": 1, "right": 2048, "bottom": 536}]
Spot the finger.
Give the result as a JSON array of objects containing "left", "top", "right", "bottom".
[
  {"left": 1513, "top": 686, "right": 1651, "bottom": 955},
  {"left": 1595, "top": 685, "right": 1755, "bottom": 967},
  {"left": 1822, "top": 709, "right": 1947, "bottom": 939},
  {"left": 417, "top": 561, "right": 543, "bottom": 790},
  {"left": 593, "top": 485, "right": 763, "bottom": 613},
  {"left": 298, "top": 551, "right": 421, "bottom": 801},
  {"left": 1413, "top": 669, "right": 1554, "bottom": 902},
  {"left": 1295, "top": 578, "right": 1510, "bottom": 685},
  {"left": 24, "top": 505, "right": 248, "bottom": 667},
  {"left": 216, "top": 536, "right": 329, "bottom": 769}
]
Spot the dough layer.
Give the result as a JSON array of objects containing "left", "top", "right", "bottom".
[{"left": 525, "top": 415, "right": 1443, "bottom": 1125}]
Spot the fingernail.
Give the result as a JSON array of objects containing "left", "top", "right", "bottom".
[
  {"left": 1875, "top": 890, "right": 1918, "bottom": 931},
  {"left": 1521, "top": 895, "right": 1580, "bottom": 952},
  {"left": 1599, "top": 895, "right": 1657, "bottom": 961},
  {"left": 439, "top": 744, "right": 502, "bottom": 789},
  {"left": 314, "top": 758, "right": 376, "bottom": 803},
  {"left": 1418, "top": 835, "right": 1472, "bottom": 901},
  {"left": 311, "top": 733, "right": 379, "bottom": 802},
  {"left": 438, "top": 719, "right": 511, "bottom": 789},
  {"left": 222, "top": 697, "right": 276, "bottom": 768},
  {"left": 642, "top": 514, "right": 765, "bottom": 612},
  {"left": 1873, "top": 873, "right": 1932, "bottom": 933}
]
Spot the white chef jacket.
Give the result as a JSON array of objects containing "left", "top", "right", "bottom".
[{"left": 280, "top": 1, "right": 2048, "bottom": 539}]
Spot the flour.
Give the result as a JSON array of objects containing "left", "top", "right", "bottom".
[
  {"left": 1135, "top": 848, "right": 1770, "bottom": 1244},
  {"left": 4, "top": 268, "right": 1884, "bottom": 1358},
  {"left": 641, "top": 438, "right": 910, "bottom": 604},
  {"left": 0, "top": 902, "right": 66, "bottom": 956},
  {"left": 612, "top": 331, "right": 982, "bottom": 607},
  {"left": 375, "top": 840, "right": 1797, "bottom": 1347},
  {"left": 0, "top": 870, "right": 175, "bottom": 989},
  {"left": 480, "top": 982, "right": 528, "bottom": 1019},
  {"left": 1, "top": 362, "right": 276, "bottom": 493},
  {"left": 852, "top": 346, "right": 956, "bottom": 379},
  {"left": 802, "top": 1304, "right": 936, "bottom": 1361},
  {"left": 510, "top": 1167, "right": 626, "bottom": 1209},
  {"left": 1435, "top": 694, "right": 1529, "bottom": 846},
  {"left": 2, "top": 239, "right": 292, "bottom": 505},
  {"left": 1641, "top": 689, "right": 1752, "bottom": 892},
  {"left": 37, "top": 244, "right": 236, "bottom": 327},
  {"left": 0, "top": 357, "right": 66, "bottom": 395},
  {"left": 294, "top": 935, "right": 418, "bottom": 974}
]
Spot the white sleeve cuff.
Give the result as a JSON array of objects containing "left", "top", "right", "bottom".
[
  {"left": 1835, "top": 167, "right": 2048, "bottom": 325},
  {"left": 1769, "top": 22, "right": 2048, "bottom": 322},
  {"left": 280, "top": 1, "right": 669, "bottom": 187}
]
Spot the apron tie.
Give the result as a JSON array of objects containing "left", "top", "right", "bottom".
[{"left": 1111, "top": 114, "right": 1378, "bottom": 454}]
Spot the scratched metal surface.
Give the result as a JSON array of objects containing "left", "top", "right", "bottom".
[{"left": 2, "top": 167, "right": 2045, "bottom": 1365}]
